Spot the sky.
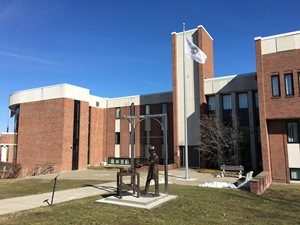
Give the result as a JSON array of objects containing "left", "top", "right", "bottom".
[{"left": 1, "top": 0, "right": 300, "bottom": 132}]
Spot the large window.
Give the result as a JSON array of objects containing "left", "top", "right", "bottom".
[
  {"left": 116, "top": 107, "right": 121, "bottom": 119},
  {"left": 287, "top": 122, "right": 299, "bottom": 143},
  {"left": 290, "top": 168, "right": 300, "bottom": 180},
  {"left": 271, "top": 75, "right": 280, "bottom": 97},
  {"left": 238, "top": 93, "right": 248, "bottom": 109},
  {"left": 115, "top": 132, "right": 120, "bottom": 144},
  {"left": 222, "top": 94, "right": 232, "bottom": 124},
  {"left": 284, "top": 73, "right": 294, "bottom": 96},
  {"left": 207, "top": 95, "right": 216, "bottom": 113},
  {"left": 222, "top": 95, "right": 231, "bottom": 110},
  {"left": 238, "top": 93, "right": 249, "bottom": 126}
]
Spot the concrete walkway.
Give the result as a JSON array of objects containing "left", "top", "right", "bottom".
[
  {"left": 0, "top": 168, "right": 239, "bottom": 216},
  {"left": 0, "top": 182, "right": 116, "bottom": 216}
]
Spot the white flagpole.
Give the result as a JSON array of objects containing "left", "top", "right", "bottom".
[{"left": 182, "top": 22, "right": 189, "bottom": 179}]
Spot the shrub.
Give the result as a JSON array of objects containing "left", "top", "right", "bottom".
[{"left": 0, "top": 162, "right": 22, "bottom": 179}]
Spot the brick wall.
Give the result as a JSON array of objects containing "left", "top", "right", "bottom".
[
  {"left": 256, "top": 40, "right": 300, "bottom": 183},
  {"left": 61, "top": 99, "right": 74, "bottom": 172},
  {"left": 262, "top": 50, "right": 300, "bottom": 119},
  {"left": 78, "top": 101, "right": 89, "bottom": 169},
  {"left": 105, "top": 107, "right": 115, "bottom": 158},
  {"left": 89, "top": 107, "right": 106, "bottom": 166},
  {"left": 267, "top": 120, "right": 289, "bottom": 182},
  {"left": 17, "top": 99, "right": 69, "bottom": 176}
]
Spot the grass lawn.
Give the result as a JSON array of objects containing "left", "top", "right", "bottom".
[
  {"left": 0, "top": 179, "right": 110, "bottom": 200},
  {"left": 0, "top": 183, "right": 299, "bottom": 225}
]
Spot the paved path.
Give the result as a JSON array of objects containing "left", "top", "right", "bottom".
[
  {"left": 0, "top": 182, "right": 116, "bottom": 216},
  {"left": 0, "top": 168, "right": 238, "bottom": 216}
]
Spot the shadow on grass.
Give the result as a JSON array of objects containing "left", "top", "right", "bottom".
[{"left": 83, "top": 184, "right": 117, "bottom": 193}]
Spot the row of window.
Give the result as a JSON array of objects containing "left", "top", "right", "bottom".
[
  {"left": 115, "top": 103, "right": 168, "bottom": 119},
  {"left": 271, "top": 72, "right": 300, "bottom": 97},
  {"left": 207, "top": 92, "right": 259, "bottom": 112}
]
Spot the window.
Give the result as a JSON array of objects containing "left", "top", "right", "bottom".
[
  {"left": 222, "top": 95, "right": 232, "bottom": 124},
  {"left": 271, "top": 75, "right": 280, "bottom": 97},
  {"left": 238, "top": 93, "right": 249, "bottom": 126},
  {"left": 238, "top": 93, "right": 248, "bottom": 109},
  {"left": 222, "top": 95, "right": 231, "bottom": 110},
  {"left": 284, "top": 73, "right": 294, "bottom": 96},
  {"left": 287, "top": 122, "right": 299, "bottom": 143},
  {"left": 116, "top": 107, "right": 121, "bottom": 119},
  {"left": 290, "top": 168, "right": 300, "bottom": 180},
  {"left": 1, "top": 145, "right": 8, "bottom": 162},
  {"left": 96, "top": 101, "right": 99, "bottom": 107},
  {"left": 207, "top": 95, "right": 216, "bottom": 113},
  {"left": 115, "top": 132, "right": 120, "bottom": 144},
  {"left": 145, "top": 105, "right": 150, "bottom": 115}
]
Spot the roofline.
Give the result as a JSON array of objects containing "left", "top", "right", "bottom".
[
  {"left": 108, "top": 91, "right": 172, "bottom": 100},
  {"left": 254, "top": 30, "right": 300, "bottom": 41},
  {"left": 171, "top": 25, "right": 213, "bottom": 40},
  {"left": 205, "top": 72, "right": 256, "bottom": 81},
  {"left": 9, "top": 83, "right": 87, "bottom": 97}
]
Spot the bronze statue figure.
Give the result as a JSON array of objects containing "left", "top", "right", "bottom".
[{"left": 137, "top": 145, "right": 159, "bottom": 196}]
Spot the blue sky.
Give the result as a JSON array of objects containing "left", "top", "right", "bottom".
[{"left": 1, "top": 0, "right": 300, "bottom": 131}]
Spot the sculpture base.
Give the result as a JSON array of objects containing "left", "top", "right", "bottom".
[{"left": 95, "top": 192, "right": 176, "bottom": 210}]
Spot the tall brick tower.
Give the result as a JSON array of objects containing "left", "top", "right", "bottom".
[{"left": 171, "top": 25, "right": 214, "bottom": 167}]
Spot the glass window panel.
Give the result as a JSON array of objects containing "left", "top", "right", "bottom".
[
  {"left": 115, "top": 132, "right": 120, "bottom": 144},
  {"left": 222, "top": 95, "right": 231, "bottom": 110},
  {"left": 208, "top": 96, "right": 216, "bottom": 111},
  {"left": 287, "top": 122, "right": 299, "bottom": 143},
  {"left": 290, "top": 169, "right": 300, "bottom": 180},
  {"left": 271, "top": 75, "right": 280, "bottom": 97},
  {"left": 116, "top": 108, "right": 121, "bottom": 119},
  {"left": 238, "top": 93, "right": 248, "bottom": 109},
  {"left": 284, "top": 73, "right": 294, "bottom": 96}
]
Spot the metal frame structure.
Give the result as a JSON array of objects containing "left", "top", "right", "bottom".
[{"left": 121, "top": 103, "right": 169, "bottom": 194}]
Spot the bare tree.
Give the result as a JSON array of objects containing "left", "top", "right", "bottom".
[{"left": 198, "top": 114, "right": 246, "bottom": 167}]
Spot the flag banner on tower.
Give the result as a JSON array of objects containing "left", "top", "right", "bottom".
[{"left": 185, "top": 38, "right": 207, "bottom": 64}]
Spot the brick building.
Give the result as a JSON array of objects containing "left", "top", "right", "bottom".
[{"left": 4, "top": 26, "right": 300, "bottom": 192}]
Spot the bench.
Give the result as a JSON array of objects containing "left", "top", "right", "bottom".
[{"left": 220, "top": 165, "right": 244, "bottom": 178}]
